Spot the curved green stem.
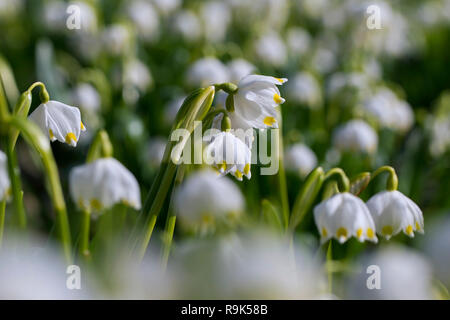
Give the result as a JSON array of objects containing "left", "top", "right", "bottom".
[
  {"left": 370, "top": 165, "right": 398, "bottom": 191},
  {"left": 324, "top": 168, "right": 350, "bottom": 193},
  {"left": 8, "top": 116, "right": 72, "bottom": 263},
  {"left": 79, "top": 209, "right": 91, "bottom": 259},
  {"left": 86, "top": 130, "right": 114, "bottom": 162},
  {"left": 5, "top": 140, "right": 26, "bottom": 228}
]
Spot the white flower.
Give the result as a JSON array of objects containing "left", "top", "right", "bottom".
[
  {"left": 314, "top": 192, "right": 378, "bottom": 244},
  {"left": 204, "top": 131, "right": 251, "bottom": 181},
  {"left": 332, "top": 119, "right": 378, "bottom": 154},
  {"left": 233, "top": 74, "right": 287, "bottom": 129},
  {"left": 69, "top": 158, "right": 141, "bottom": 212},
  {"left": 174, "top": 170, "right": 244, "bottom": 230},
  {"left": 123, "top": 59, "right": 153, "bottom": 92},
  {"left": 0, "top": 151, "right": 11, "bottom": 201},
  {"left": 145, "top": 137, "right": 166, "bottom": 167},
  {"left": 72, "top": 83, "right": 101, "bottom": 112},
  {"left": 200, "top": 1, "right": 231, "bottom": 43},
  {"left": 172, "top": 10, "right": 201, "bottom": 43},
  {"left": 363, "top": 88, "right": 414, "bottom": 132},
  {"left": 186, "top": 57, "right": 229, "bottom": 87},
  {"left": 286, "top": 27, "right": 311, "bottom": 56},
  {"left": 284, "top": 143, "right": 317, "bottom": 178},
  {"left": 366, "top": 190, "right": 424, "bottom": 240},
  {"left": 28, "top": 100, "right": 86, "bottom": 147},
  {"left": 152, "top": 0, "right": 180, "bottom": 15},
  {"left": 311, "top": 48, "right": 336, "bottom": 74},
  {"left": 227, "top": 59, "right": 256, "bottom": 83},
  {"left": 127, "top": 0, "right": 159, "bottom": 41},
  {"left": 164, "top": 95, "right": 185, "bottom": 125},
  {"left": 346, "top": 245, "right": 433, "bottom": 299},
  {"left": 102, "top": 24, "right": 131, "bottom": 56},
  {"left": 254, "top": 32, "right": 287, "bottom": 67},
  {"left": 286, "top": 72, "right": 322, "bottom": 109}
]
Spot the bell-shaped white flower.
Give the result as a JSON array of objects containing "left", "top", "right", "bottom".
[
  {"left": 204, "top": 131, "right": 252, "bottom": 181},
  {"left": 28, "top": 100, "right": 86, "bottom": 147},
  {"left": 286, "top": 72, "right": 322, "bottom": 109},
  {"left": 0, "top": 151, "right": 11, "bottom": 201},
  {"left": 284, "top": 143, "right": 318, "bottom": 178},
  {"left": 69, "top": 158, "right": 141, "bottom": 212},
  {"left": 332, "top": 119, "right": 378, "bottom": 154},
  {"left": 186, "top": 57, "right": 229, "bottom": 87},
  {"left": 233, "top": 74, "right": 287, "bottom": 129},
  {"left": 173, "top": 170, "right": 244, "bottom": 230},
  {"left": 227, "top": 59, "right": 256, "bottom": 83},
  {"left": 314, "top": 192, "right": 378, "bottom": 244},
  {"left": 366, "top": 190, "right": 424, "bottom": 240}
]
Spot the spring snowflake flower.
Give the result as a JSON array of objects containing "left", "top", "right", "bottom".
[
  {"left": 69, "top": 158, "right": 141, "bottom": 212},
  {"left": 286, "top": 72, "right": 322, "bottom": 109},
  {"left": 28, "top": 100, "right": 86, "bottom": 147},
  {"left": 72, "top": 83, "right": 101, "bottom": 113},
  {"left": 204, "top": 131, "right": 252, "bottom": 181},
  {"left": 332, "top": 119, "right": 378, "bottom": 154},
  {"left": 314, "top": 192, "right": 378, "bottom": 244},
  {"left": 366, "top": 190, "right": 424, "bottom": 240},
  {"left": 0, "top": 151, "right": 11, "bottom": 201},
  {"left": 284, "top": 143, "right": 317, "bottom": 178},
  {"left": 233, "top": 74, "right": 287, "bottom": 129},
  {"left": 254, "top": 32, "right": 287, "bottom": 67},
  {"left": 174, "top": 170, "right": 244, "bottom": 230}
]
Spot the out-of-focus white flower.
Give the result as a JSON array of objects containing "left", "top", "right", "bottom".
[
  {"left": 164, "top": 95, "right": 185, "bottom": 125},
  {"left": 233, "top": 74, "right": 287, "bottom": 129},
  {"left": 69, "top": 158, "right": 141, "bottom": 212},
  {"left": 200, "top": 1, "right": 231, "bottom": 43},
  {"left": 204, "top": 131, "right": 252, "bottom": 181},
  {"left": 311, "top": 48, "right": 336, "bottom": 74},
  {"left": 286, "top": 27, "right": 311, "bottom": 56},
  {"left": 366, "top": 190, "right": 424, "bottom": 240},
  {"left": 186, "top": 57, "right": 229, "bottom": 87},
  {"left": 42, "top": 1, "right": 67, "bottom": 31},
  {"left": 346, "top": 245, "right": 433, "bottom": 299},
  {"left": 0, "top": 151, "right": 11, "bottom": 201},
  {"left": 127, "top": 0, "right": 159, "bottom": 41},
  {"left": 145, "top": 137, "right": 166, "bottom": 167},
  {"left": 286, "top": 72, "right": 322, "bottom": 109},
  {"left": 426, "top": 98, "right": 450, "bottom": 157},
  {"left": 29, "top": 100, "right": 86, "bottom": 147},
  {"left": 254, "top": 32, "right": 287, "bottom": 67},
  {"left": 0, "top": 237, "right": 89, "bottom": 299},
  {"left": 44, "top": 1, "right": 97, "bottom": 34},
  {"left": 172, "top": 10, "right": 202, "bottom": 43},
  {"left": 326, "top": 72, "right": 371, "bottom": 98},
  {"left": 173, "top": 170, "right": 244, "bottom": 230},
  {"left": 0, "top": 0, "right": 23, "bottom": 18},
  {"left": 296, "top": 0, "right": 327, "bottom": 19},
  {"left": 363, "top": 88, "right": 414, "bottom": 133},
  {"left": 284, "top": 143, "right": 317, "bottom": 178},
  {"left": 72, "top": 83, "right": 101, "bottom": 112},
  {"left": 102, "top": 24, "right": 132, "bottom": 56},
  {"left": 152, "top": 0, "right": 180, "bottom": 15},
  {"left": 227, "top": 59, "right": 256, "bottom": 83},
  {"left": 314, "top": 192, "right": 378, "bottom": 244},
  {"left": 172, "top": 232, "right": 326, "bottom": 299},
  {"left": 332, "top": 119, "right": 378, "bottom": 154},
  {"left": 123, "top": 59, "right": 153, "bottom": 92},
  {"left": 423, "top": 216, "right": 450, "bottom": 287}
]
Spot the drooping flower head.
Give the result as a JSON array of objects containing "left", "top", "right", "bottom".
[
  {"left": 174, "top": 170, "right": 244, "bottom": 231},
  {"left": 233, "top": 74, "right": 287, "bottom": 129},
  {"left": 314, "top": 192, "right": 378, "bottom": 244},
  {"left": 366, "top": 190, "right": 424, "bottom": 240},
  {"left": 332, "top": 119, "right": 378, "bottom": 154},
  {"left": 69, "top": 158, "right": 141, "bottom": 212},
  {"left": 0, "top": 151, "right": 11, "bottom": 201},
  {"left": 28, "top": 100, "right": 86, "bottom": 147},
  {"left": 204, "top": 131, "right": 252, "bottom": 181}
]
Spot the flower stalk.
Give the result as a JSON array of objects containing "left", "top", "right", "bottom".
[
  {"left": 0, "top": 199, "right": 5, "bottom": 248},
  {"left": 370, "top": 165, "right": 398, "bottom": 191}
]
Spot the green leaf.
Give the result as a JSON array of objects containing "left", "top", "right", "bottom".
[
  {"left": 289, "top": 167, "right": 325, "bottom": 231},
  {"left": 261, "top": 199, "right": 283, "bottom": 231},
  {"left": 350, "top": 172, "right": 371, "bottom": 196}
]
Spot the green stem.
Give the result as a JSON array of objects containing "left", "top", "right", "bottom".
[
  {"left": 0, "top": 199, "right": 5, "bottom": 248},
  {"left": 8, "top": 116, "right": 72, "bottom": 263},
  {"left": 5, "top": 139, "right": 26, "bottom": 228},
  {"left": 370, "top": 165, "right": 398, "bottom": 191},
  {"left": 161, "top": 216, "right": 176, "bottom": 270},
  {"left": 277, "top": 115, "right": 290, "bottom": 229},
  {"left": 324, "top": 168, "right": 350, "bottom": 193},
  {"left": 326, "top": 241, "right": 333, "bottom": 294},
  {"left": 86, "top": 129, "right": 114, "bottom": 162},
  {"left": 79, "top": 209, "right": 91, "bottom": 258}
]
